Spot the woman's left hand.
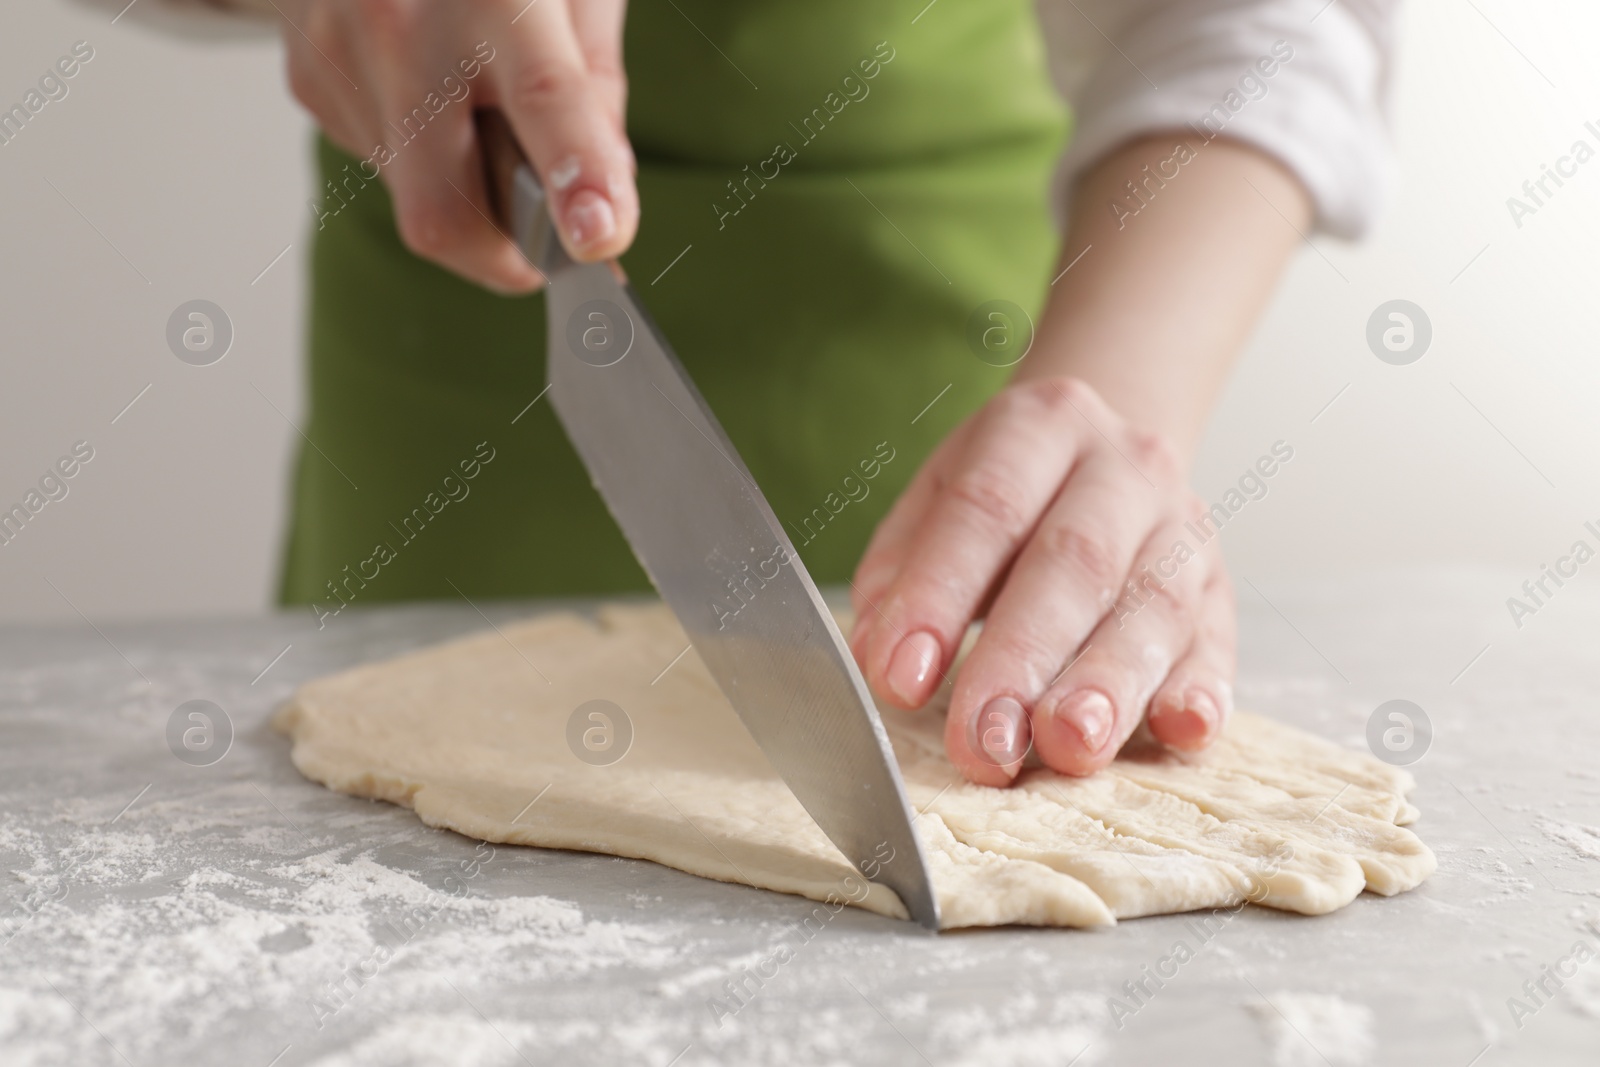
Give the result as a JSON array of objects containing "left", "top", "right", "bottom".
[{"left": 849, "top": 375, "right": 1236, "bottom": 786}]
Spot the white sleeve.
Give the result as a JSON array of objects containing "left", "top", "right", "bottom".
[{"left": 1037, "top": 0, "right": 1399, "bottom": 238}]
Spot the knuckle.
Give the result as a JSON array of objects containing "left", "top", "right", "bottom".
[
  {"left": 851, "top": 559, "right": 896, "bottom": 604},
  {"left": 587, "top": 53, "right": 627, "bottom": 85},
  {"left": 944, "top": 468, "right": 1031, "bottom": 537},
  {"left": 1039, "top": 522, "right": 1121, "bottom": 589},
  {"left": 396, "top": 226, "right": 442, "bottom": 260},
  {"left": 1126, "top": 429, "right": 1180, "bottom": 481},
  {"left": 1073, "top": 645, "right": 1148, "bottom": 696},
  {"left": 1044, "top": 375, "right": 1099, "bottom": 410},
  {"left": 353, "top": 0, "right": 415, "bottom": 38},
  {"left": 394, "top": 200, "right": 457, "bottom": 259},
  {"left": 980, "top": 628, "right": 1062, "bottom": 676},
  {"left": 1061, "top": 645, "right": 1116, "bottom": 682},
  {"left": 1135, "top": 570, "right": 1191, "bottom": 623},
  {"left": 507, "top": 63, "right": 586, "bottom": 113},
  {"left": 1002, "top": 377, "right": 1079, "bottom": 425}
]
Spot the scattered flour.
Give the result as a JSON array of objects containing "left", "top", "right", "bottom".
[
  {"left": 1247, "top": 991, "right": 1375, "bottom": 1067},
  {"left": 927, "top": 990, "right": 1101, "bottom": 1067},
  {"left": 2, "top": 806, "right": 1120, "bottom": 1066},
  {"left": 0, "top": 818, "right": 687, "bottom": 1066},
  {"left": 942, "top": 1026, "right": 1097, "bottom": 1067},
  {"left": 1540, "top": 819, "right": 1600, "bottom": 863},
  {"left": 301, "top": 1013, "right": 539, "bottom": 1067}
]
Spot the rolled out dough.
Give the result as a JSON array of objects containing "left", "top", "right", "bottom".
[{"left": 274, "top": 603, "right": 1434, "bottom": 929}]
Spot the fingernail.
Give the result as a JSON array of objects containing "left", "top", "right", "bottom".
[
  {"left": 564, "top": 189, "right": 616, "bottom": 250},
  {"left": 974, "top": 696, "right": 1030, "bottom": 766},
  {"left": 1053, "top": 689, "right": 1114, "bottom": 753},
  {"left": 886, "top": 631, "right": 940, "bottom": 706}
]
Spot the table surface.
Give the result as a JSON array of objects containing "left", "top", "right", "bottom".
[{"left": 3, "top": 568, "right": 1598, "bottom": 1067}]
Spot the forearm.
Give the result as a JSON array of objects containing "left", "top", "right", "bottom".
[{"left": 1017, "top": 132, "right": 1311, "bottom": 460}]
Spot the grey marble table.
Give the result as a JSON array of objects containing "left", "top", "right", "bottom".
[{"left": 2, "top": 568, "right": 1597, "bottom": 1066}]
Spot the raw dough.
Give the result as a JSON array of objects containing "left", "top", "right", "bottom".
[{"left": 274, "top": 603, "right": 1434, "bottom": 928}]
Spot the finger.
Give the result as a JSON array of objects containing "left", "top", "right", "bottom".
[
  {"left": 310, "top": 4, "right": 543, "bottom": 293},
  {"left": 846, "top": 432, "right": 966, "bottom": 715},
  {"left": 380, "top": 101, "right": 546, "bottom": 293},
  {"left": 567, "top": 0, "right": 630, "bottom": 136},
  {"left": 939, "top": 446, "right": 1169, "bottom": 782},
  {"left": 489, "top": 2, "right": 639, "bottom": 261},
  {"left": 362, "top": 23, "right": 544, "bottom": 292},
  {"left": 849, "top": 421, "right": 972, "bottom": 624},
  {"left": 281, "top": 10, "right": 367, "bottom": 159},
  {"left": 855, "top": 380, "right": 1093, "bottom": 711},
  {"left": 1148, "top": 568, "right": 1236, "bottom": 751},
  {"left": 1025, "top": 515, "right": 1214, "bottom": 778}
]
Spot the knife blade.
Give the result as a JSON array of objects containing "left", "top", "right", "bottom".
[{"left": 476, "top": 110, "right": 940, "bottom": 928}]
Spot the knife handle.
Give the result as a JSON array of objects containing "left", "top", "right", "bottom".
[{"left": 475, "top": 108, "right": 571, "bottom": 278}]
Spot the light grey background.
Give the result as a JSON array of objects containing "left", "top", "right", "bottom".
[{"left": 2, "top": 0, "right": 1598, "bottom": 625}]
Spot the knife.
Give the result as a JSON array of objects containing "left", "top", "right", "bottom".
[{"left": 476, "top": 110, "right": 940, "bottom": 929}]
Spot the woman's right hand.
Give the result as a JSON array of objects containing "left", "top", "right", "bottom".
[{"left": 277, "top": 0, "right": 636, "bottom": 293}]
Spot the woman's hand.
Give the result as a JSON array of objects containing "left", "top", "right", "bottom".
[
  {"left": 849, "top": 376, "right": 1236, "bottom": 786},
  {"left": 849, "top": 131, "right": 1310, "bottom": 786},
  {"left": 277, "top": 0, "right": 635, "bottom": 292}
]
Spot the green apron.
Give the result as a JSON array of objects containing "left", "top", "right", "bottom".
[{"left": 279, "top": 0, "right": 1067, "bottom": 613}]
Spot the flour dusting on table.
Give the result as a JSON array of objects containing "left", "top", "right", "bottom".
[
  {"left": 0, "top": 816, "right": 684, "bottom": 1065},
  {"left": 1246, "top": 991, "right": 1374, "bottom": 1066}
]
